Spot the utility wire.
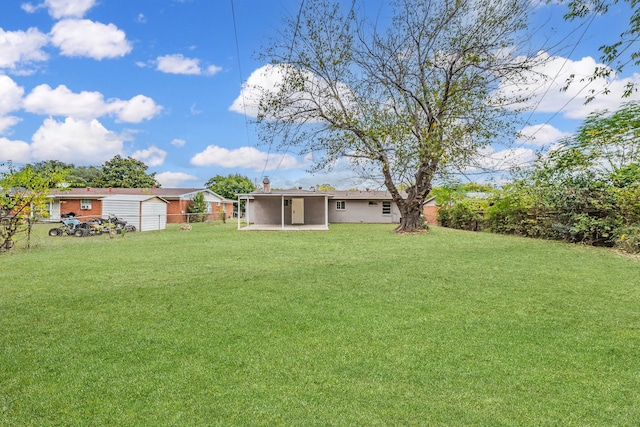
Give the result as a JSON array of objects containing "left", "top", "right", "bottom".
[{"left": 229, "top": 0, "right": 255, "bottom": 172}]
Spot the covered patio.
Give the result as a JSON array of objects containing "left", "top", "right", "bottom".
[{"left": 237, "top": 181, "right": 330, "bottom": 231}]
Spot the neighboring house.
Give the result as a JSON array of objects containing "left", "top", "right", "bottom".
[
  {"left": 422, "top": 196, "right": 439, "bottom": 225},
  {"left": 47, "top": 187, "right": 234, "bottom": 225}
]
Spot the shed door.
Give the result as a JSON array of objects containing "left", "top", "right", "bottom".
[{"left": 292, "top": 198, "right": 304, "bottom": 225}]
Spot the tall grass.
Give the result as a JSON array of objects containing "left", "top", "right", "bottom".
[{"left": 1, "top": 223, "right": 638, "bottom": 426}]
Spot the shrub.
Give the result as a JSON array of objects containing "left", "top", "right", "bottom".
[{"left": 615, "top": 225, "right": 640, "bottom": 254}]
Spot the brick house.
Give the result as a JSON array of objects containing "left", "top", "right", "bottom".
[{"left": 47, "top": 188, "right": 235, "bottom": 223}]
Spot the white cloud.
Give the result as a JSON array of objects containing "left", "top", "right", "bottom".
[
  {"left": 470, "top": 146, "right": 537, "bottom": 172},
  {"left": 111, "top": 94, "right": 163, "bottom": 123},
  {"left": 229, "top": 64, "right": 287, "bottom": 117},
  {"left": 0, "top": 27, "right": 49, "bottom": 70},
  {"left": 22, "top": 0, "right": 97, "bottom": 19},
  {"left": 206, "top": 65, "right": 222, "bottom": 75},
  {"left": 155, "top": 54, "right": 221, "bottom": 76},
  {"left": 156, "top": 54, "right": 201, "bottom": 75},
  {"left": 517, "top": 124, "right": 572, "bottom": 146},
  {"left": 155, "top": 171, "right": 198, "bottom": 187},
  {"left": 131, "top": 146, "right": 166, "bottom": 166},
  {"left": 0, "top": 117, "right": 22, "bottom": 135},
  {"left": 499, "top": 51, "right": 640, "bottom": 120},
  {"left": 50, "top": 19, "right": 132, "bottom": 60},
  {"left": 23, "top": 84, "right": 162, "bottom": 122},
  {"left": 0, "top": 76, "right": 25, "bottom": 134},
  {"left": 171, "top": 138, "right": 186, "bottom": 147},
  {"left": 229, "top": 64, "right": 354, "bottom": 119},
  {"left": 31, "top": 117, "right": 124, "bottom": 164},
  {"left": 0, "top": 137, "right": 31, "bottom": 163},
  {"left": 190, "top": 145, "right": 305, "bottom": 170},
  {"left": 23, "top": 84, "right": 109, "bottom": 119},
  {"left": 0, "top": 76, "right": 24, "bottom": 116}
]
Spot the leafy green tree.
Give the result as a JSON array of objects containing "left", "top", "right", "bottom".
[
  {"left": 187, "top": 192, "right": 207, "bottom": 223},
  {"left": 563, "top": 0, "right": 639, "bottom": 98},
  {"left": 205, "top": 174, "right": 255, "bottom": 199},
  {"left": 27, "top": 160, "right": 74, "bottom": 187},
  {"left": 548, "top": 102, "right": 640, "bottom": 174},
  {"left": 66, "top": 165, "right": 103, "bottom": 188},
  {"left": 316, "top": 184, "right": 336, "bottom": 191},
  {"left": 1, "top": 163, "right": 64, "bottom": 251},
  {"left": 257, "top": 0, "right": 543, "bottom": 232},
  {"left": 95, "top": 155, "right": 159, "bottom": 188}
]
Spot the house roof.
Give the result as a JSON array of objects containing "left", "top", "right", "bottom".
[
  {"left": 100, "top": 195, "right": 168, "bottom": 203},
  {"left": 240, "top": 189, "right": 330, "bottom": 198},
  {"left": 327, "top": 190, "right": 403, "bottom": 200},
  {"left": 48, "top": 187, "right": 234, "bottom": 203}
]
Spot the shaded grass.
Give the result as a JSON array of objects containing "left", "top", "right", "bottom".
[{"left": 1, "top": 223, "right": 639, "bottom": 425}]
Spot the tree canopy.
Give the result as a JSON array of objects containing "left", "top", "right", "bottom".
[
  {"left": 205, "top": 174, "right": 255, "bottom": 199},
  {"left": 256, "top": 0, "right": 544, "bottom": 232},
  {"left": 94, "top": 155, "right": 159, "bottom": 188}
]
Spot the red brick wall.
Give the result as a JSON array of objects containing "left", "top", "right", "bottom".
[
  {"left": 423, "top": 205, "right": 439, "bottom": 225},
  {"left": 166, "top": 200, "right": 187, "bottom": 223},
  {"left": 60, "top": 199, "right": 103, "bottom": 220}
]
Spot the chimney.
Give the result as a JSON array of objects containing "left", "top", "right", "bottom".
[{"left": 263, "top": 176, "right": 271, "bottom": 193}]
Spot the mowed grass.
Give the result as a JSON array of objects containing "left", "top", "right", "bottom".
[{"left": 1, "top": 223, "right": 639, "bottom": 426}]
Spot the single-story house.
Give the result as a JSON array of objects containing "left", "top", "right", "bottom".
[
  {"left": 47, "top": 187, "right": 235, "bottom": 224},
  {"left": 238, "top": 178, "right": 439, "bottom": 230}
]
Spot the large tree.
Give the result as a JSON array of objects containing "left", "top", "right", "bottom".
[
  {"left": 205, "top": 174, "right": 255, "bottom": 200},
  {"left": 256, "top": 0, "right": 543, "bottom": 232},
  {"left": 95, "top": 155, "right": 159, "bottom": 188}
]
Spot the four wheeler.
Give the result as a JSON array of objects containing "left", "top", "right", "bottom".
[
  {"left": 48, "top": 216, "right": 136, "bottom": 237},
  {"left": 48, "top": 218, "right": 82, "bottom": 236}
]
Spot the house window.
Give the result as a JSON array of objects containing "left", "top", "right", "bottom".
[
  {"left": 284, "top": 199, "right": 289, "bottom": 206},
  {"left": 382, "top": 201, "right": 391, "bottom": 215},
  {"left": 336, "top": 201, "right": 346, "bottom": 210},
  {"left": 368, "top": 201, "right": 378, "bottom": 206},
  {"left": 80, "top": 199, "right": 92, "bottom": 210}
]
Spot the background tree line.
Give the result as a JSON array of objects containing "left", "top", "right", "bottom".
[{"left": 26, "top": 155, "right": 160, "bottom": 189}]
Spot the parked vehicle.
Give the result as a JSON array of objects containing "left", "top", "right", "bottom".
[
  {"left": 48, "top": 218, "right": 106, "bottom": 237},
  {"left": 48, "top": 218, "right": 82, "bottom": 236},
  {"left": 104, "top": 214, "right": 136, "bottom": 232}
]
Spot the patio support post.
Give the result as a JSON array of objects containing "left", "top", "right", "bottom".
[
  {"left": 281, "top": 195, "right": 285, "bottom": 230},
  {"left": 324, "top": 195, "right": 329, "bottom": 229},
  {"left": 237, "top": 196, "right": 241, "bottom": 229}
]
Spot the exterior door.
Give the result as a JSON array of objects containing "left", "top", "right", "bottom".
[{"left": 292, "top": 198, "right": 304, "bottom": 225}]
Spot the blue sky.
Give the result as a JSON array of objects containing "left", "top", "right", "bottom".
[{"left": 0, "top": 0, "right": 637, "bottom": 189}]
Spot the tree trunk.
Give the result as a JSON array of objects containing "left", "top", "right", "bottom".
[{"left": 395, "top": 194, "right": 428, "bottom": 233}]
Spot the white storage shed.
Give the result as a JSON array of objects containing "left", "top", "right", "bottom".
[{"left": 101, "top": 195, "right": 168, "bottom": 232}]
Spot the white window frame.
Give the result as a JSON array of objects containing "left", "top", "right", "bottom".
[
  {"left": 80, "top": 199, "right": 92, "bottom": 210},
  {"left": 336, "top": 200, "right": 346, "bottom": 210}
]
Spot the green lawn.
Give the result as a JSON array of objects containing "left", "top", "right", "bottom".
[{"left": 1, "top": 223, "right": 638, "bottom": 426}]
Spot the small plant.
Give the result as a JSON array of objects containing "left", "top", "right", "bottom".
[{"left": 615, "top": 225, "right": 640, "bottom": 254}]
